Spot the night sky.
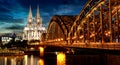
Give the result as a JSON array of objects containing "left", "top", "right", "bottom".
[{"left": 0, "top": 0, "right": 87, "bottom": 34}]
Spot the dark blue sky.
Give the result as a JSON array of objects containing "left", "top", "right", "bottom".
[{"left": 0, "top": 0, "right": 87, "bottom": 33}]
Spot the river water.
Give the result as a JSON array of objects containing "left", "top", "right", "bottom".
[{"left": 0, "top": 52, "right": 120, "bottom": 65}]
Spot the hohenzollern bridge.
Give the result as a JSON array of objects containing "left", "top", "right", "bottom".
[{"left": 38, "top": 0, "right": 120, "bottom": 50}]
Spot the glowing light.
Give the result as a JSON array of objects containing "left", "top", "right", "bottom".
[
  {"left": 38, "top": 59, "right": 44, "bottom": 65},
  {"left": 57, "top": 52, "right": 66, "bottom": 65},
  {"left": 39, "top": 47, "right": 44, "bottom": 57},
  {"left": 29, "top": 19, "right": 32, "bottom": 22},
  {"left": 94, "top": 7, "right": 97, "bottom": 11},
  {"left": 105, "top": 31, "right": 111, "bottom": 36},
  {"left": 90, "top": 33, "right": 95, "bottom": 38},
  {"left": 67, "top": 38, "right": 70, "bottom": 40},
  {"left": 55, "top": 52, "right": 58, "bottom": 55},
  {"left": 58, "top": 39, "right": 61, "bottom": 41},
  {"left": 37, "top": 19, "right": 40, "bottom": 22},
  {"left": 30, "top": 55, "right": 34, "bottom": 65},
  {"left": 24, "top": 55, "right": 28, "bottom": 65},
  {"left": 108, "top": 31, "right": 111, "bottom": 34},
  {"left": 61, "top": 38, "right": 63, "bottom": 41},
  {"left": 79, "top": 35, "right": 84, "bottom": 39},
  {"left": 87, "top": 14, "right": 91, "bottom": 17},
  {"left": 72, "top": 37, "right": 76, "bottom": 39},
  {"left": 30, "top": 47, "right": 34, "bottom": 50},
  {"left": 5, "top": 57, "right": 7, "bottom": 65},
  {"left": 105, "top": 33, "right": 108, "bottom": 36}
]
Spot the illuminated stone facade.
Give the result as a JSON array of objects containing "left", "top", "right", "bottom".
[{"left": 23, "top": 6, "right": 46, "bottom": 41}]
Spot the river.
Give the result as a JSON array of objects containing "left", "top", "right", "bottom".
[{"left": 0, "top": 51, "right": 120, "bottom": 65}]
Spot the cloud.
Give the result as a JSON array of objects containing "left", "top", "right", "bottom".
[
  {"left": 5, "top": 25, "right": 23, "bottom": 30},
  {"left": 0, "top": 0, "right": 88, "bottom": 33}
]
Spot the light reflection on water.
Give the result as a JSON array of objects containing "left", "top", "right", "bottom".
[
  {"left": 57, "top": 52, "right": 66, "bottom": 65},
  {"left": 0, "top": 52, "right": 66, "bottom": 65},
  {"left": 38, "top": 58, "right": 44, "bottom": 65},
  {"left": 0, "top": 55, "right": 41, "bottom": 65}
]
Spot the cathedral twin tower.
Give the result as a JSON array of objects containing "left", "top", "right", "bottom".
[
  {"left": 28, "top": 6, "right": 42, "bottom": 27},
  {"left": 23, "top": 6, "right": 46, "bottom": 41}
]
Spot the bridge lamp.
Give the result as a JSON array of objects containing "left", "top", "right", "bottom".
[
  {"left": 105, "top": 33, "right": 108, "bottom": 36},
  {"left": 61, "top": 38, "right": 63, "bottom": 41},
  {"left": 72, "top": 37, "right": 76, "bottom": 39},
  {"left": 55, "top": 39, "right": 57, "bottom": 41},
  {"left": 58, "top": 38, "right": 61, "bottom": 41},
  {"left": 67, "top": 38, "right": 70, "bottom": 40},
  {"left": 108, "top": 31, "right": 111, "bottom": 35},
  {"left": 90, "top": 33, "right": 95, "bottom": 38},
  {"left": 79, "top": 35, "right": 84, "bottom": 39}
]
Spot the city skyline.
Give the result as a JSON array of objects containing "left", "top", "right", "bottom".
[{"left": 0, "top": 0, "right": 87, "bottom": 33}]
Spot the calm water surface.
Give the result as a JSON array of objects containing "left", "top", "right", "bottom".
[
  {"left": 0, "top": 52, "right": 120, "bottom": 65},
  {"left": 0, "top": 52, "right": 66, "bottom": 65}
]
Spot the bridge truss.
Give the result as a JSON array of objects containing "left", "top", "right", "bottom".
[{"left": 41, "top": 0, "right": 120, "bottom": 50}]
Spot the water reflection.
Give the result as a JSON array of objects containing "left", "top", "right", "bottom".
[
  {"left": 30, "top": 55, "right": 34, "bottom": 65},
  {"left": 24, "top": 55, "right": 28, "bottom": 65},
  {"left": 38, "top": 58, "right": 44, "bottom": 65},
  {"left": 0, "top": 52, "right": 66, "bottom": 65},
  {"left": 39, "top": 47, "right": 44, "bottom": 57},
  {"left": 4, "top": 57, "right": 7, "bottom": 65},
  {"left": 57, "top": 52, "right": 66, "bottom": 65}
]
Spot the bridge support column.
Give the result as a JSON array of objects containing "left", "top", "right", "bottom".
[
  {"left": 109, "top": 0, "right": 112, "bottom": 42},
  {"left": 87, "top": 17, "right": 90, "bottom": 44},
  {"left": 93, "top": 11, "right": 96, "bottom": 43},
  {"left": 100, "top": 4, "right": 104, "bottom": 44},
  {"left": 116, "top": 2, "right": 119, "bottom": 42}
]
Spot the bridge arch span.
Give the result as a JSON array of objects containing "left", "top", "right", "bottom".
[
  {"left": 46, "top": 15, "right": 76, "bottom": 44},
  {"left": 68, "top": 0, "right": 120, "bottom": 44}
]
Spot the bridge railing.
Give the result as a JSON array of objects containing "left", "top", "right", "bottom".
[{"left": 40, "top": 39, "right": 120, "bottom": 50}]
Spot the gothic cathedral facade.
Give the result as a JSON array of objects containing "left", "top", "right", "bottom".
[{"left": 23, "top": 6, "right": 46, "bottom": 41}]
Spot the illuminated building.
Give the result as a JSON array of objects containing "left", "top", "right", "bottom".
[{"left": 23, "top": 6, "right": 46, "bottom": 41}]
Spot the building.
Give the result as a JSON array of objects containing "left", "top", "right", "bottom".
[
  {"left": 23, "top": 6, "right": 46, "bottom": 41},
  {"left": 1, "top": 36, "right": 12, "bottom": 44},
  {"left": 0, "top": 33, "right": 22, "bottom": 44}
]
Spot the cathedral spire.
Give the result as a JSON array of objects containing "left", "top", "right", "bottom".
[
  {"left": 35, "top": 5, "right": 41, "bottom": 23},
  {"left": 28, "top": 5, "right": 32, "bottom": 23},
  {"left": 36, "top": 5, "right": 40, "bottom": 19},
  {"left": 35, "top": 5, "right": 42, "bottom": 27}
]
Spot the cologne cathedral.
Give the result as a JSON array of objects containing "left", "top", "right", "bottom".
[{"left": 23, "top": 6, "right": 46, "bottom": 41}]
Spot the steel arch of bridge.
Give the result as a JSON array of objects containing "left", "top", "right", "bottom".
[
  {"left": 68, "top": 0, "right": 120, "bottom": 44},
  {"left": 45, "top": 16, "right": 69, "bottom": 44},
  {"left": 41, "top": 0, "right": 120, "bottom": 50}
]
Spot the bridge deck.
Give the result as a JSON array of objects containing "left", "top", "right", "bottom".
[{"left": 39, "top": 43, "right": 120, "bottom": 50}]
